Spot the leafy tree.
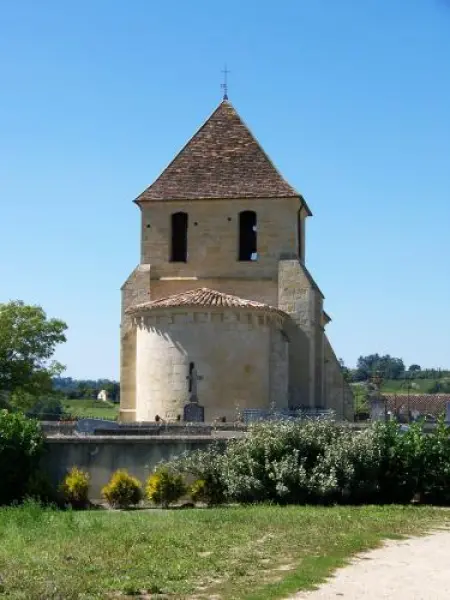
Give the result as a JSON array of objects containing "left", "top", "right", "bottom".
[
  {"left": 0, "top": 301, "right": 67, "bottom": 408},
  {"left": 355, "top": 354, "right": 405, "bottom": 381},
  {"left": 0, "top": 410, "right": 45, "bottom": 504},
  {"left": 339, "top": 358, "right": 352, "bottom": 383},
  {"left": 27, "top": 396, "right": 65, "bottom": 420},
  {"left": 104, "top": 382, "right": 120, "bottom": 402},
  {"left": 53, "top": 377, "right": 120, "bottom": 401},
  {"left": 408, "top": 364, "right": 421, "bottom": 373}
]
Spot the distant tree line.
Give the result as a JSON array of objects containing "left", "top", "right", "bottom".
[
  {"left": 53, "top": 377, "right": 120, "bottom": 402},
  {"left": 341, "top": 354, "right": 450, "bottom": 386}
]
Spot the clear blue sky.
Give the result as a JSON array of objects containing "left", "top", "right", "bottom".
[{"left": 1, "top": 0, "right": 450, "bottom": 379}]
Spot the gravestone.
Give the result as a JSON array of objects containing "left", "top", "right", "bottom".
[
  {"left": 370, "top": 397, "right": 386, "bottom": 422},
  {"left": 183, "top": 401, "right": 205, "bottom": 423},
  {"left": 446, "top": 402, "right": 450, "bottom": 424}
]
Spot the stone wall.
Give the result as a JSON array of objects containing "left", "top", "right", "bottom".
[
  {"left": 323, "top": 335, "right": 354, "bottom": 420},
  {"left": 135, "top": 309, "right": 287, "bottom": 423},
  {"left": 42, "top": 436, "right": 214, "bottom": 500},
  {"left": 278, "top": 259, "right": 325, "bottom": 407},
  {"left": 120, "top": 265, "right": 151, "bottom": 422},
  {"left": 140, "top": 197, "right": 300, "bottom": 280},
  {"left": 269, "top": 327, "right": 289, "bottom": 409}
]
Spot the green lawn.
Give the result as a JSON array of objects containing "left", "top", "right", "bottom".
[
  {"left": 62, "top": 398, "right": 119, "bottom": 420},
  {"left": 0, "top": 503, "right": 447, "bottom": 600}
]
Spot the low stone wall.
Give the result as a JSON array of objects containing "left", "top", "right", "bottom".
[{"left": 42, "top": 436, "right": 215, "bottom": 499}]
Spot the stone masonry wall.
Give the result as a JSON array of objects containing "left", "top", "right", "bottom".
[
  {"left": 313, "top": 292, "right": 325, "bottom": 406},
  {"left": 140, "top": 197, "right": 300, "bottom": 280},
  {"left": 43, "top": 437, "right": 214, "bottom": 500},
  {"left": 120, "top": 265, "right": 151, "bottom": 422},
  {"left": 135, "top": 310, "right": 287, "bottom": 423},
  {"left": 277, "top": 259, "right": 326, "bottom": 408},
  {"left": 323, "top": 334, "right": 354, "bottom": 420},
  {"left": 269, "top": 327, "right": 289, "bottom": 409}
]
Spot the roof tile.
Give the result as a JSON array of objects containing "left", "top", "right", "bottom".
[
  {"left": 136, "top": 100, "right": 300, "bottom": 202},
  {"left": 127, "top": 287, "right": 285, "bottom": 316}
]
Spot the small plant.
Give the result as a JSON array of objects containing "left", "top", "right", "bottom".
[
  {"left": 25, "top": 470, "right": 58, "bottom": 505},
  {"left": 60, "top": 467, "right": 90, "bottom": 508},
  {"left": 146, "top": 466, "right": 186, "bottom": 508},
  {"left": 102, "top": 469, "right": 143, "bottom": 508}
]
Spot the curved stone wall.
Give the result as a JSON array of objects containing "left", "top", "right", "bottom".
[{"left": 135, "top": 309, "right": 287, "bottom": 422}]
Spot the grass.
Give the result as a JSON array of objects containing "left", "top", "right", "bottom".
[
  {"left": 61, "top": 398, "right": 119, "bottom": 420},
  {"left": 0, "top": 503, "right": 447, "bottom": 599},
  {"left": 381, "top": 378, "right": 449, "bottom": 394}
]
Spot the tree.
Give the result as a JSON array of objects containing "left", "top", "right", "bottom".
[
  {"left": 408, "top": 364, "right": 421, "bottom": 373},
  {"left": 354, "top": 354, "right": 405, "bottom": 381},
  {"left": 0, "top": 301, "right": 67, "bottom": 408},
  {"left": 339, "top": 358, "right": 352, "bottom": 383}
]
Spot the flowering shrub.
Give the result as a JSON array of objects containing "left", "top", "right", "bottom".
[
  {"left": 60, "top": 467, "right": 90, "bottom": 508},
  {"left": 146, "top": 466, "right": 186, "bottom": 508},
  {"left": 102, "top": 470, "right": 143, "bottom": 508},
  {"left": 172, "top": 442, "right": 227, "bottom": 506},
  {"left": 190, "top": 479, "right": 208, "bottom": 503},
  {"left": 167, "top": 418, "right": 450, "bottom": 506}
]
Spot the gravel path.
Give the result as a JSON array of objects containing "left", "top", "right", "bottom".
[{"left": 291, "top": 529, "right": 450, "bottom": 600}]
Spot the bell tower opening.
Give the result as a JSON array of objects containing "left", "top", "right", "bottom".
[
  {"left": 170, "top": 212, "right": 188, "bottom": 262},
  {"left": 238, "top": 210, "right": 257, "bottom": 261}
]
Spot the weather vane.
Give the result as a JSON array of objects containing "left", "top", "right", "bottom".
[{"left": 221, "top": 64, "right": 230, "bottom": 100}]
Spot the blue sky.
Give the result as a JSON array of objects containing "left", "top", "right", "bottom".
[{"left": 1, "top": 0, "right": 450, "bottom": 379}]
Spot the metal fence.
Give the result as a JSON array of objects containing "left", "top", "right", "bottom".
[{"left": 242, "top": 408, "right": 335, "bottom": 424}]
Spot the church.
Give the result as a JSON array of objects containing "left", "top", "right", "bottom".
[{"left": 119, "top": 97, "right": 353, "bottom": 423}]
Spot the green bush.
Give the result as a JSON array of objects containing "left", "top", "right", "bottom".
[
  {"left": 172, "top": 443, "right": 227, "bottom": 506},
  {"left": 146, "top": 466, "right": 186, "bottom": 508},
  {"left": 189, "top": 478, "right": 223, "bottom": 505},
  {"left": 168, "top": 419, "right": 450, "bottom": 506},
  {"left": 190, "top": 479, "right": 208, "bottom": 503},
  {"left": 60, "top": 467, "right": 90, "bottom": 508},
  {"left": 0, "top": 410, "right": 45, "bottom": 505},
  {"left": 102, "top": 470, "right": 143, "bottom": 508},
  {"left": 25, "top": 470, "right": 58, "bottom": 505}
]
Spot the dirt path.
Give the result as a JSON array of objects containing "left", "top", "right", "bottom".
[{"left": 291, "top": 529, "right": 450, "bottom": 600}]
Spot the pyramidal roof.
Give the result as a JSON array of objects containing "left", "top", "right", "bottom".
[
  {"left": 127, "top": 287, "right": 285, "bottom": 316},
  {"left": 135, "top": 100, "right": 301, "bottom": 202}
]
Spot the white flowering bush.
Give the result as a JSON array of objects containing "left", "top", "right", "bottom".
[
  {"left": 167, "top": 418, "right": 450, "bottom": 506},
  {"left": 171, "top": 442, "right": 228, "bottom": 506}
]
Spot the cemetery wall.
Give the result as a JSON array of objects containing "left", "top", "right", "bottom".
[{"left": 42, "top": 436, "right": 214, "bottom": 499}]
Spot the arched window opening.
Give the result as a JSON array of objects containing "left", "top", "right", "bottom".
[
  {"left": 170, "top": 212, "right": 188, "bottom": 262},
  {"left": 239, "top": 211, "right": 257, "bottom": 261}
]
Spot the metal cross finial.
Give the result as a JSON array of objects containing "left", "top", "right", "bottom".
[{"left": 221, "top": 64, "right": 230, "bottom": 100}]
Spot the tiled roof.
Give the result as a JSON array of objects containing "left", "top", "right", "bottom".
[
  {"left": 135, "top": 100, "right": 301, "bottom": 202},
  {"left": 127, "top": 287, "right": 285, "bottom": 316},
  {"left": 383, "top": 394, "right": 450, "bottom": 417}
]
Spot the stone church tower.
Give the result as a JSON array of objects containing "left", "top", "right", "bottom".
[{"left": 120, "top": 99, "right": 353, "bottom": 423}]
